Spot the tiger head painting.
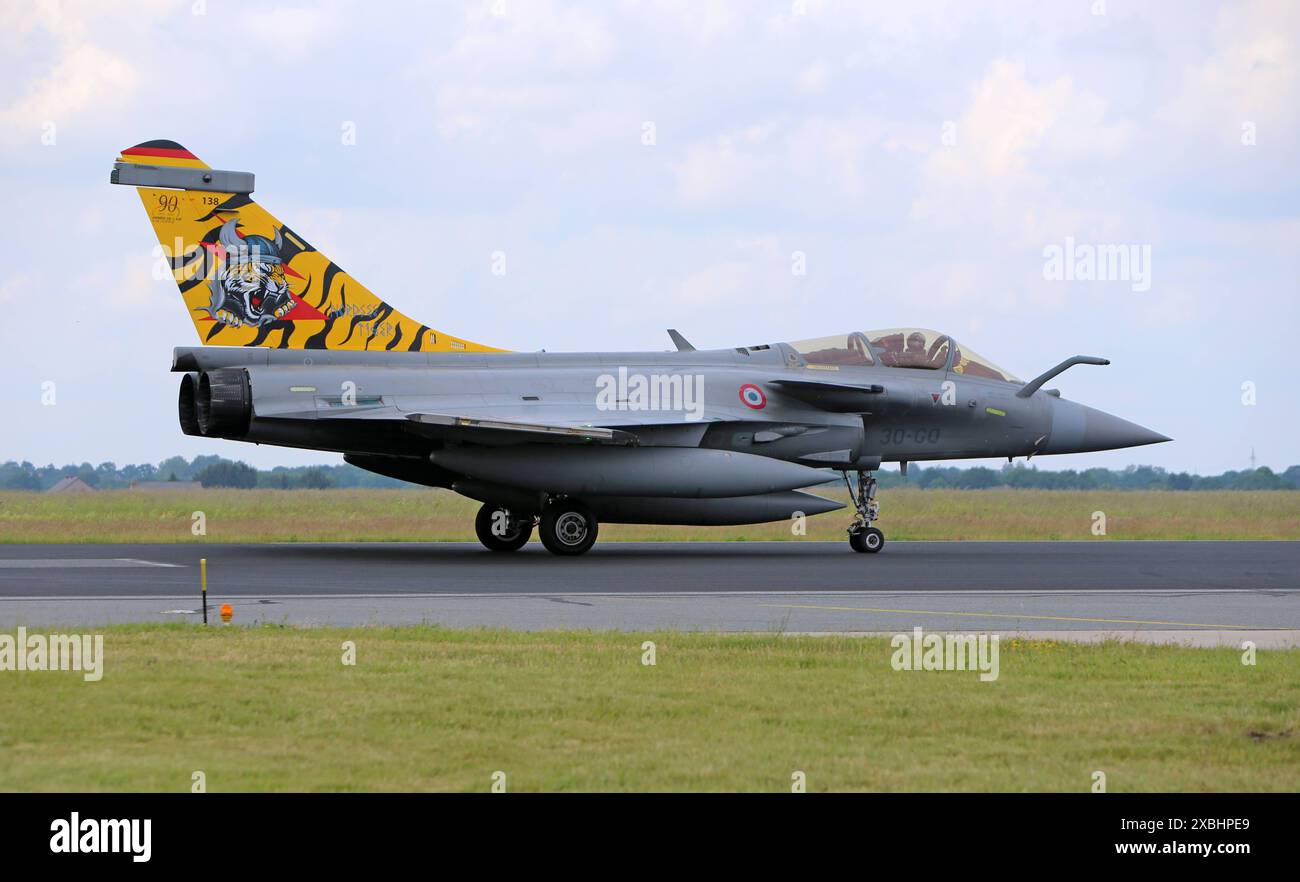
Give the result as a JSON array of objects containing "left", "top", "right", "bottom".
[{"left": 206, "top": 219, "right": 295, "bottom": 327}]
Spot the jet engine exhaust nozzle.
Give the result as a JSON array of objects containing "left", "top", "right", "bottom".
[
  {"left": 195, "top": 368, "right": 252, "bottom": 438},
  {"left": 178, "top": 372, "right": 201, "bottom": 437}
]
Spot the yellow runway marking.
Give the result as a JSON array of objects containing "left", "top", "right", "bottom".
[{"left": 756, "top": 603, "right": 1248, "bottom": 630}]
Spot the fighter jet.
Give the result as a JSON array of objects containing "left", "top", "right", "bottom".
[{"left": 111, "top": 141, "right": 1170, "bottom": 555}]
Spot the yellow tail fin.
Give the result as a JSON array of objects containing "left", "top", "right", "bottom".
[{"left": 114, "top": 140, "right": 503, "bottom": 352}]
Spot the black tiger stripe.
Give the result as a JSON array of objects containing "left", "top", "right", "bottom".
[
  {"left": 246, "top": 323, "right": 274, "bottom": 347},
  {"left": 167, "top": 247, "right": 205, "bottom": 270},
  {"left": 195, "top": 194, "right": 254, "bottom": 223},
  {"left": 247, "top": 320, "right": 292, "bottom": 348},
  {"left": 304, "top": 276, "right": 348, "bottom": 348},
  {"left": 277, "top": 225, "right": 316, "bottom": 254},
  {"left": 315, "top": 263, "right": 342, "bottom": 309},
  {"left": 361, "top": 304, "right": 395, "bottom": 350},
  {"left": 303, "top": 316, "right": 336, "bottom": 349},
  {"left": 338, "top": 295, "right": 383, "bottom": 347}
]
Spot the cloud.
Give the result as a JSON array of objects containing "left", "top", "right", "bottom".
[
  {"left": 797, "top": 60, "right": 832, "bottom": 94},
  {"left": 439, "top": 1, "right": 614, "bottom": 73},
  {"left": 0, "top": 272, "right": 36, "bottom": 310},
  {"left": 0, "top": 16, "right": 139, "bottom": 146},
  {"left": 69, "top": 252, "right": 172, "bottom": 314},
  {"left": 642, "top": 0, "right": 742, "bottom": 44},
  {"left": 434, "top": 83, "right": 570, "bottom": 141},
  {"left": 1160, "top": 0, "right": 1300, "bottom": 146},
  {"left": 911, "top": 59, "right": 1130, "bottom": 240},
  {"left": 236, "top": 7, "right": 338, "bottom": 61},
  {"left": 938, "top": 59, "right": 1127, "bottom": 180},
  {"left": 411, "top": 2, "right": 624, "bottom": 152},
  {"left": 669, "top": 115, "right": 887, "bottom": 211},
  {"left": 671, "top": 124, "right": 777, "bottom": 205},
  {"left": 674, "top": 260, "right": 752, "bottom": 306},
  {"left": 0, "top": 1, "right": 1295, "bottom": 473}
]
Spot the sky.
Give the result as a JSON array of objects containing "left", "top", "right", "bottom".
[{"left": 0, "top": 0, "right": 1296, "bottom": 473}]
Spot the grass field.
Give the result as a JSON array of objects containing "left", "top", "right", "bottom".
[
  {"left": 1, "top": 488, "right": 1297, "bottom": 543},
  {"left": 1, "top": 624, "right": 1296, "bottom": 792}
]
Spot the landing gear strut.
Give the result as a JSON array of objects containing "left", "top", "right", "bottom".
[
  {"left": 474, "top": 503, "right": 535, "bottom": 552},
  {"left": 843, "top": 470, "right": 885, "bottom": 553}
]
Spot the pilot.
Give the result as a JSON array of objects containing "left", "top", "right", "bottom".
[{"left": 903, "top": 332, "right": 928, "bottom": 367}]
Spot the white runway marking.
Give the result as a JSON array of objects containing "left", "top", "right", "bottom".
[{"left": 0, "top": 558, "right": 183, "bottom": 569}]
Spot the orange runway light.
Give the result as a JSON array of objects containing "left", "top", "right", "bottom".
[{"left": 219, "top": 604, "right": 233, "bottom": 624}]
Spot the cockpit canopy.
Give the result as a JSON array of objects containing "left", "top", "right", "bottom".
[{"left": 789, "top": 329, "right": 1020, "bottom": 383}]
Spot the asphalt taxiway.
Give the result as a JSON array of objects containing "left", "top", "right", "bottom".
[{"left": 0, "top": 541, "right": 1296, "bottom": 642}]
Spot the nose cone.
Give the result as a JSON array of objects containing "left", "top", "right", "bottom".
[{"left": 1044, "top": 399, "right": 1171, "bottom": 455}]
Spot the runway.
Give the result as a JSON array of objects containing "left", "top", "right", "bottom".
[{"left": 1, "top": 541, "right": 1297, "bottom": 640}]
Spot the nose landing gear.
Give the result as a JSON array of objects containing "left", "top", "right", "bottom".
[{"left": 843, "top": 470, "right": 885, "bottom": 553}]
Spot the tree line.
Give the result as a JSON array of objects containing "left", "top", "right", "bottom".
[
  {"left": 2, "top": 456, "right": 1298, "bottom": 492},
  {"left": 0, "top": 456, "right": 403, "bottom": 491},
  {"left": 875, "top": 462, "right": 1300, "bottom": 491}
]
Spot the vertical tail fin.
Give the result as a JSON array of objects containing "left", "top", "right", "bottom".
[{"left": 112, "top": 140, "right": 503, "bottom": 352}]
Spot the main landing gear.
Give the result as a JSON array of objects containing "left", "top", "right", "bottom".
[
  {"left": 474, "top": 499, "right": 600, "bottom": 556},
  {"left": 843, "top": 470, "right": 885, "bottom": 554},
  {"left": 474, "top": 503, "right": 534, "bottom": 552},
  {"left": 538, "top": 499, "right": 599, "bottom": 556}
]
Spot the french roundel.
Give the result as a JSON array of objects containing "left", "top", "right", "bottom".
[{"left": 739, "top": 383, "right": 767, "bottom": 410}]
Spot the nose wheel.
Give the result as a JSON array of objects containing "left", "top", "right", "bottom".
[
  {"left": 849, "top": 526, "right": 884, "bottom": 553},
  {"left": 843, "top": 470, "right": 885, "bottom": 553}
]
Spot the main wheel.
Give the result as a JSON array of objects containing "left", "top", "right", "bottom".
[
  {"left": 539, "top": 501, "right": 599, "bottom": 556},
  {"left": 475, "top": 503, "right": 533, "bottom": 552},
  {"left": 849, "top": 527, "right": 885, "bottom": 554}
]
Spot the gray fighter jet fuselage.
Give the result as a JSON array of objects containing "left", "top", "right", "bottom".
[
  {"left": 173, "top": 332, "right": 1169, "bottom": 555},
  {"left": 114, "top": 139, "right": 1169, "bottom": 556}
]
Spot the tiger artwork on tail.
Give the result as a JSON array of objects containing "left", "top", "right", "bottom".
[
  {"left": 114, "top": 139, "right": 504, "bottom": 353},
  {"left": 207, "top": 219, "right": 294, "bottom": 327}
]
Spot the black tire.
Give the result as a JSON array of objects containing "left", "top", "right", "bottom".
[
  {"left": 849, "top": 527, "right": 885, "bottom": 554},
  {"left": 539, "top": 501, "right": 599, "bottom": 556},
  {"left": 475, "top": 503, "right": 533, "bottom": 552}
]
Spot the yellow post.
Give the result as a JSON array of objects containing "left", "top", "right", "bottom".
[{"left": 201, "top": 558, "right": 208, "bottom": 625}]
